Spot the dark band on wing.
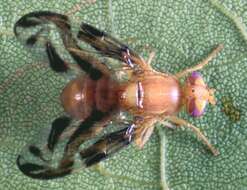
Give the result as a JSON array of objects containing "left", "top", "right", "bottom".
[
  {"left": 80, "top": 126, "right": 135, "bottom": 167},
  {"left": 78, "top": 23, "right": 141, "bottom": 67},
  {"left": 26, "top": 34, "right": 39, "bottom": 46},
  {"left": 14, "top": 11, "right": 69, "bottom": 36},
  {"left": 17, "top": 155, "right": 73, "bottom": 180},
  {"left": 81, "top": 23, "right": 104, "bottom": 37},
  {"left": 16, "top": 115, "right": 74, "bottom": 179},
  {"left": 14, "top": 11, "right": 71, "bottom": 73},
  {"left": 14, "top": 11, "right": 106, "bottom": 80},
  {"left": 67, "top": 110, "right": 106, "bottom": 146},
  {"left": 53, "top": 109, "right": 109, "bottom": 176},
  {"left": 62, "top": 110, "right": 107, "bottom": 164},
  {"left": 16, "top": 116, "right": 133, "bottom": 179},
  {"left": 68, "top": 47, "right": 103, "bottom": 80},
  {"left": 28, "top": 145, "right": 49, "bottom": 162},
  {"left": 45, "top": 42, "right": 69, "bottom": 73},
  {"left": 47, "top": 116, "right": 72, "bottom": 151}
]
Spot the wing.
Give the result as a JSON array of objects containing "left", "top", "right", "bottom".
[
  {"left": 80, "top": 124, "right": 135, "bottom": 167},
  {"left": 14, "top": 11, "right": 110, "bottom": 80},
  {"left": 17, "top": 112, "right": 135, "bottom": 180},
  {"left": 14, "top": 11, "right": 148, "bottom": 77},
  {"left": 77, "top": 23, "right": 146, "bottom": 69}
]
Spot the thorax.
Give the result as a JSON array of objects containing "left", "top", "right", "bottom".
[{"left": 118, "top": 74, "right": 183, "bottom": 116}]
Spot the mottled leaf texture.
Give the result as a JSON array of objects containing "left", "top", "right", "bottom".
[{"left": 0, "top": 0, "right": 247, "bottom": 190}]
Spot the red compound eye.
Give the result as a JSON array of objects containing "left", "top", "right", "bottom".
[
  {"left": 187, "top": 71, "right": 207, "bottom": 87},
  {"left": 187, "top": 98, "right": 207, "bottom": 117}
]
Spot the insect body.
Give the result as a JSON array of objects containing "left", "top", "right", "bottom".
[
  {"left": 119, "top": 74, "right": 182, "bottom": 114},
  {"left": 14, "top": 11, "right": 223, "bottom": 180},
  {"left": 61, "top": 75, "right": 118, "bottom": 119}
]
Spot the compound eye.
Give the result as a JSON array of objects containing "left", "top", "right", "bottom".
[
  {"left": 187, "top": 98, "right": 207, "bottom": 117},
  {"left": 187, "top": 71, "right": 206, "bottom": 87}
]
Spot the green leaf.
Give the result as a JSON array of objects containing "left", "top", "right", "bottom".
[{"left": 1, "top": 0, "right": 247, "bottom": 189}]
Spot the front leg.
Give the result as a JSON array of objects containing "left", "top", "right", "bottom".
[{"left": 175, "top": 44, "right": 223, "bottom": 79}]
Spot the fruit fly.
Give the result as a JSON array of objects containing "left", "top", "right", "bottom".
[{"left": 14, "top": 11, "right": 223, "bottom": 180}]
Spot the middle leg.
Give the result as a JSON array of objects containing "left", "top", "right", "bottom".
[{"left": 166, "top": 116, "right": 219, "bottom": 156}]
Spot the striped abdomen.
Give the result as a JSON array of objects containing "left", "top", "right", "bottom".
[{"left": 60, "top": 75, "right": 118, "bottom": 119}]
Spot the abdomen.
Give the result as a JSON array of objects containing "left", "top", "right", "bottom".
[{"left": 60, "top": 75, "right": 118, "bottom": 119}]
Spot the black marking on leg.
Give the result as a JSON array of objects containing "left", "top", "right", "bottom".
[
  {"left": 47, "top": 116, "right": 72, "bottom": 151},
  {"left": 46, "top": 42, "right": 69, "bottom": 73}
]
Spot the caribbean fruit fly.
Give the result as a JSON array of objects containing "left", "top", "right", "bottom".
[{"left": 14, "top": 11, "right": 223, "bottom": 180}]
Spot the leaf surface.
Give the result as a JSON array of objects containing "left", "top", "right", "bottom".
[{"left": 0, "top": 0, "right": 247, "bottom": 189}]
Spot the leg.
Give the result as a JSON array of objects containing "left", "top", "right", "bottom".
[
  {"left": 109, "top": 49, "right": 155, "bottom": 80},
  {"left": 166, "top": 116, "right": 219, "bottom": 156},
  {"left": 147, "top": 51, "right": 155, "bottom": 65},
  {"left": 134, "top": 116, "right": 178, "bottom": 149},
  {"left": 175, "top": 44, "right": 224, "bottom": 78},
  {"left": 66, "top": 0, "right": 96, "bottom": 16},
  {"left": 123, "top": 38, "right": 155, "bottom": 70},
  {"left": 133, "top": 117, "right": 157, "bottom": 148},
  {"left": 158, "top": 120, "right": 176, "bottom": 129}
]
